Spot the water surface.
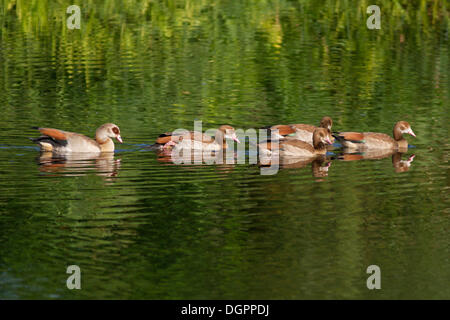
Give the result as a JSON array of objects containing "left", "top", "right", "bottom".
[{"left": 0, "top": 0, "right": 449, "bottom": 299}]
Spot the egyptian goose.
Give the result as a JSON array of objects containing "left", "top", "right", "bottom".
[
  {"left": 31, "top": 123, "right": 122, "bottom": 153},
  {"left": 263, "top": 116, "right": 334, "bottom": 144},
  {"left": 290, "top": 116, "right": 334, "bottom": 142},
  {"left": 154, "top": 125, "right": 240, "bottom": 151},
  {"left": 259, "top": 127, "right": 333, "bottom": 158},
  {"left": 280, "top": 128, "right": 333, "bottom": 157},
  {"left": 333, "top": 121, "right": 415, "bottom": 150},
  {"left": 261, "top": 124, "right": 296, "bottom": 140}
]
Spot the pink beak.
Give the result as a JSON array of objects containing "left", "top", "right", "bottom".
[
  {"left": 325, "top": 138, "right": 332, "bottom": 145},
  {"left": 232, "top": 134, "right": 240, "bottom": 143},
  {"left": 116, "top": 135, "right": 123, "bottom": 143},
  {"left": 408, "top": 128, "right": 416, "bottom": 137}
]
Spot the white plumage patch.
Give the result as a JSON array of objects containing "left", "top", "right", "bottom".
[{"left": 39, "top": 142, "right": 53, "bottom": 152}]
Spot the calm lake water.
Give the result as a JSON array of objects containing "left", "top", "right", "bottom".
[{"left": 0, "top": 1, "right": 449, "bottom": 299}]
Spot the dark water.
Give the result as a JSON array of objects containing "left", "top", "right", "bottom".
[{"left": 0, "top": 1, "right": 449, "bottom": 299}]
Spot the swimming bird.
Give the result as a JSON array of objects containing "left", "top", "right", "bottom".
[
  {"left": 290, "top": 116, "right": 334, "bottom": 143},
  {"left": 31, "top": 123, "right": 122, "bottom": 153},
  {"left": 279, "top": 127, "right": 333, "bottom": 157},
  {"left": 259, "top": 127, "right": 333, "bottom": 158},
  {"left": 154, "top": 125, "right": 240, "bottom": 151},
  {"left": 333, "top": 121, "right": 415, "bottom": 151},
  {"left": 262, "top": 116, "right": 334, "bottom": 144}
]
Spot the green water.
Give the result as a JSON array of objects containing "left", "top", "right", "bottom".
[{"left": 0, "top": 0, "right": 449, "bottom": 299}]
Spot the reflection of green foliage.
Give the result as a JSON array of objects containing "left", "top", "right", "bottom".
[
  {"left": 2, "top": 1, "right": 448, "bottom": 34},
  {"left": 0, "top": 0, "right": 448, "bottom": 133}
]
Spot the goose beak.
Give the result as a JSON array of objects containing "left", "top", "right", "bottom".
[
  {"left": 408, "top": 128, "right": 416, "bottom": 137},
  {"left": 232, "top": 134, "right": 240, "bottom": 144},
  {"left": 116, "top": 135, "right": 123, "bottom": 143},
  {"left": 325, "top": 138, "right": 332, "bottom": 145}
]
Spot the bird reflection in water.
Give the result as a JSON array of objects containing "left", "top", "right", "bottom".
[
  {"left": 155, "top": 149, "right": 238, "bottom": 174},
  {"left": 339, "top": 150, "right": 415, "bottom": 173},
  {"left": 259, "top": 155, "right": 333, "bottom": 179},
  {"left": 36, "top": 152, "right": 121, "bottom": 180},
  {"left": 392, "top": 153, "right": 415, "bottom": 173}
]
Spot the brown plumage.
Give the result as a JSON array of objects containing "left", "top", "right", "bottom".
[
  {"left": 333, "top": 121, "right": 415, "bottom": 151},
  {"left": 259, "top": 124, "right": 296, "bottom": 141},
  {"left": 38, "top": 128, "right": 68, "bottom": 141},
  {"left": 268, "top": 124, "right": 296, "bottom": 137},
  {"left": 334, "top": 132, "right": 365, "bottom": 142},
  {"left": 31, "top": 123, "right": 122, "bottom": 153}
]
